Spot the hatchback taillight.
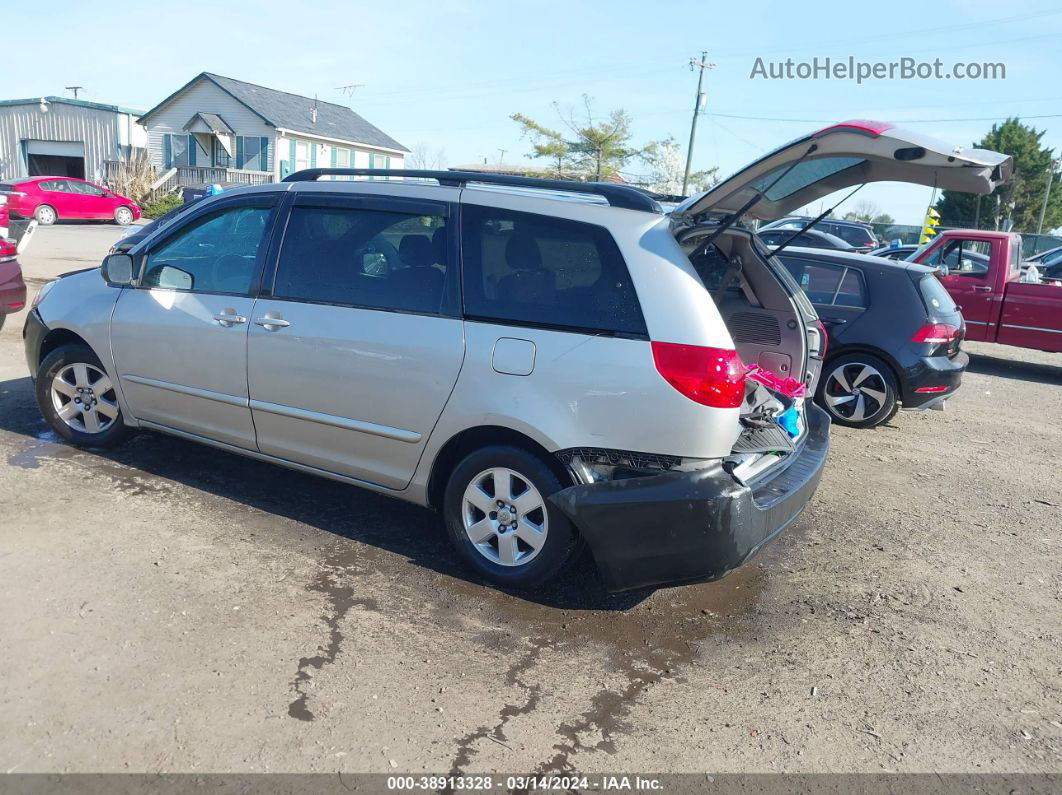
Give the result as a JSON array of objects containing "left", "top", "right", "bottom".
[
  {"left": 912, "top": 323, "right": 959, "bottom": 344},
  {"left": 651, "top": 341, "right": 745, "bottom": 408},
  {"left": 0, "top": 240, "right": 15, "bottom": 263}
]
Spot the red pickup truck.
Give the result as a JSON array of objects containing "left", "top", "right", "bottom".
[{"left": 909, "top": 229, "right": 1062, "bottom": 354}]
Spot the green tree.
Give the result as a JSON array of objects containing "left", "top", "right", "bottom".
[
  {"left": 935, "top": 118, "right": 1062, "bottom": 232},
  {"left": 512, "top": 96, "right": 639, "bottom": 181},
  {"left": 509, "top": 114, "right": 573, "bottom": 178}
]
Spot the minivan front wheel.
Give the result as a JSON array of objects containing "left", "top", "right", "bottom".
[
  {"left": 37, "top": 344, "right": 134, "bottom": 448},
  {"left": 817, "top": 353, "right": 899, "bottom": 429},
  {"left": 443, "top": 445, "right": 578, "bottom": 588}
]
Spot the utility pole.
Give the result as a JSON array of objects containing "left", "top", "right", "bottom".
[
  {"left": 497, "top": 149, "right": 507, "bottom": 165},
  {"left": 682, "top": 52, "right": 714, "bottom": 196},
  {"left": 1035, "top": 158, "right": 1061, "bottom": 234}
]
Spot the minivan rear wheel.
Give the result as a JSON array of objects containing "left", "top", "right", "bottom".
[
  {"left": 817, "top": 353, "right": 899, "bottom": 429},
  {"left": 443, "top": 445, "right": 578, "bottom": 588},
  {"left": 37, "top": 344, "right": 135, "bottom": 448}
]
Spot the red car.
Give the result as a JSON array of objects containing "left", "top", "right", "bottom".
[
  {"left": 1, "top": 176, "right": 140, "bottom": 226},
  {"left": 0, "top": 238, "right": 26, "bottom": 331}
]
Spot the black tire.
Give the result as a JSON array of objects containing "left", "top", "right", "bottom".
[
  {"left": 0, "top": 312, "right": 5, "bottom": 332},
  {"left": 443, "top": 445, "right": 578, "bottom": 589},
  {"left": 34, "top": 204, "right": 57, "bottom": 225},
  {"left": 816, "top": 352, "right": 900, "bottom": 429},
  {"left": 36, "top": 344, "right": 135, "bottom": 448}
]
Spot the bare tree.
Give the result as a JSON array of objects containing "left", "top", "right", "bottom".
[{"left": 406, "top": 142, "right": 447, "bottom": 171}]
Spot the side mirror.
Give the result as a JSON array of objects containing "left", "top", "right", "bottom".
[
  {"left": 101, "top": 253, "right": 134, "bottom": 285},
  {"left": 144, "top": 264, "right": 193, "bottom": 291}
]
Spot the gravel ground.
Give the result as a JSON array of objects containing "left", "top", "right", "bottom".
[{"left": 0, "top": 225, "right": 1059, "bottom": 774}]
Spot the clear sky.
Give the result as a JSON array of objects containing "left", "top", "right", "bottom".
[{"left": 5, "top": 0, "right": 1061, "bottom": 225}]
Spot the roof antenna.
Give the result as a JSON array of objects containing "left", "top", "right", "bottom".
[
  {"left": 311, "top": 94, "right": 318, "bottom": 125},
  {"left": 65, "top": 86, "right": 84, "bottom": 99},
  {"left": 335, "top": 84, "right": 365, "bottom": 98}
]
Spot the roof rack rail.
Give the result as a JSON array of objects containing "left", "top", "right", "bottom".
[{"left": 281, "top": 168, "right": 663, "bottom": 213}]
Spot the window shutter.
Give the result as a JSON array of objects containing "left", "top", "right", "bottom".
[
  {"left": 163, "top": 134, "right": 172, "bottom": 168},
  {"left": 289, "top": 138, "right": 296, "bottom": 169},
  {"left": 330, "top": 147, "right": 337, "bottom": 167},
  {"left": 187, "top": 134, "right": 196, "bottom": 167},
  {"left": 236, "top": 136, "right": 244, "bottom": 170},
  {"left": 369, "top": 153, "right": 376, "bottom": 169},
  {"left": 310, "top": 143, "right": 317, "bottom": 168},
  {"left": 261, "top": 137, "right": 269, "bottom": 172}
]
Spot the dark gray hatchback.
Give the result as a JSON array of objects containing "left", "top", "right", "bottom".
[{"left": 777, "top": 247, "right": 968, "bottom": 428}]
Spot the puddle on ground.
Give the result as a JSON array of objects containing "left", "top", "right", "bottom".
[
  {"left": 7, "top": 431, "right": 168, "bottom": 496},
  {"left": 435, "top": 542, "right": 779, "bottom": 775},
  {"left": 287, "top": 544, "right": 381, "bottom": 722},
  {"left": 6, "top": 430, "right": 72, "bottom": 469}
]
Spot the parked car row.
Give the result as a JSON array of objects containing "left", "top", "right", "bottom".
[{"left": 20, "top": 121, "right": 1015, "bottom": 592}]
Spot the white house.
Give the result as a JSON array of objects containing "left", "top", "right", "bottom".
[{"left": 136, "top": 73, "right": 407, "bottom": 187}]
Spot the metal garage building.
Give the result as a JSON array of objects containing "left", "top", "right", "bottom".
[{"left": 0, "top": 96, "right": 146, "bottom": 183}]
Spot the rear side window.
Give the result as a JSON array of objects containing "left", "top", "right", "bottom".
[
  {"left": 460, "top": 204, "right": 646, "bottom": 336},
  {"left": 273, "top": 205, "right": 452, "bottom": 315},
  {"left": 782, "top": 259, "right": 867, "bottom": 307},
  {"left": 919, "top": 274, "right": 957, "bottom": 314},
  {"left": 832, "top": 225, "right": 874, "bottom": 246}
]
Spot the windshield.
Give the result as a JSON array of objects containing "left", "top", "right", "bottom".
[{"left": 904, "top": 239, "right": 936, "bottom": 262}]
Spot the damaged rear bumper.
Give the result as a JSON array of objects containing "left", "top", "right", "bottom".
[{"left": 549, "top": 404, "right": 830, "bottom": 593}]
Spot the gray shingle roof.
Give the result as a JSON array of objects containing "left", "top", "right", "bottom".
[{"left": 204, "top": 73, "right": 407, "bottom": 152}]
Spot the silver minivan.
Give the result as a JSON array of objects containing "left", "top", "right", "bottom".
[{"left": 24, "top": 122, "right": 1009, "bottom": 591}]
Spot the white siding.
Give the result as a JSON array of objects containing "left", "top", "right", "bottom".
[
  {"left": 142, "top": 78, "right": 274, "bottom": 172},
  {"left": 274, "top": 132, "right": 404, "bottom": 179}
]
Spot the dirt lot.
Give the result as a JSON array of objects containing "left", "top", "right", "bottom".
[{"left": 1, "top": 224, "right": 1060, "bottom": 775}]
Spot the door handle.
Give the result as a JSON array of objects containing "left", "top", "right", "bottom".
[
  {"left": 254, "top": 314, "right": 291, "bottom": 330},
  {"left": 971, "top": 285, "right": 992, "bottom": 292},
  {"left": 213, "top": 310, "right": 247, "bottom": 327}
]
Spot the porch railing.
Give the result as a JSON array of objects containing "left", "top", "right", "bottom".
[{"left": 103, "top": 161, "right": 275, "bottom": 193}]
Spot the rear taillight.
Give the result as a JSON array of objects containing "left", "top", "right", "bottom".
[
  {"left": 816, "top": 320, "right": 828, "bottom": 358},
  {"left": 651, "top": 341, "right": 745, "bottom": 408},
  {"left": 0, "top": 240, "right": 15, "bottom": 263},
  {"left": 912, "top": 323, "right": 959, "bottom": 344}
]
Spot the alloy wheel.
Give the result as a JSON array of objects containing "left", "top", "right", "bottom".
[
  {"left": 461, "top": 467, "right": 548, "bottom": 567},
  {"left": 823, "top": 362, "right": 889, "bottom": 422},
  {"left": 116, "top": 207, "right": 133, "bottom": 225},
  {"left": 50, "top": 363, "right": 120, "bottom": 434}
]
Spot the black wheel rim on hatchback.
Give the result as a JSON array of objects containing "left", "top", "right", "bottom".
[{"left": 823, "top": 363, "right": 889, "bottom": 422}]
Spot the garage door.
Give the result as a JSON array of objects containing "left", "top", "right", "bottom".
[{"left": 25, "top": 140, "right": 86, "bottom": 179}]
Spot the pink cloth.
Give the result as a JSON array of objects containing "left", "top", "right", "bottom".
[{"left": 745, "top": 364, "right": 807, "bottom": 398}]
